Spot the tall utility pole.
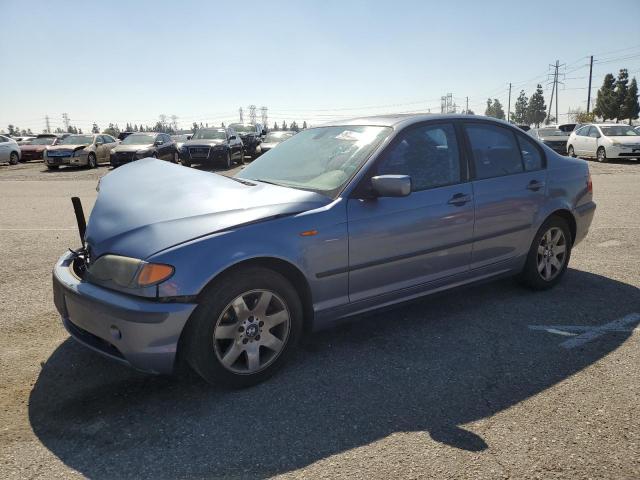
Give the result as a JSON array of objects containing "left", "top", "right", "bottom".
[
  {"left": 466, "top": 96, "right": 469, "bottom": 114},
  {"left": 555, "top": 60, "right": 559, "bottom": 123},
  {"left": 587, "top": 55, "right": 594, "bottom": 113},
  {"left": 45, "top": 115, "right": 51, "bottom": 133},
  {"left": 546, "top": 60, "right": 564, "bottom": 124},
  {"left": 248, "top": 105, "right": 257, "bottom": 124},
  {"left": 507, "top": 83, "right": 512, "bottom": 123},
  {"left": 260, "top": 106, "right": 268, "bottom": 126},
  {"left": 440, "top": 93, "right": 454, "bottom": 114},
  {"left": 62, "top": 113, "right": 70, "bottom": 131},
  {"left": 238, "top": 107, "right": 244, "bottom": 123}
]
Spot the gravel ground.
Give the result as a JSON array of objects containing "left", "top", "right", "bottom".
[{"left": 0, "top": 158, "right": 639, "bottom": 479}]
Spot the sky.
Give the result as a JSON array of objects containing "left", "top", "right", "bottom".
[{"left": 1, "top": 0, "right": 639, "bottom": 133}]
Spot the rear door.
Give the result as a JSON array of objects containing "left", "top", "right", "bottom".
[
  {"left": 585, "top": 126, "right": 600, "bottom": 158},
  {"left": 463, "top": 121, "right": 547, "bottom": 270},
  {"left": 347, "top": 122, "right": 474, "bottom": 302}
]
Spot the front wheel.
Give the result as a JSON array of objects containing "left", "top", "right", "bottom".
[
  {"left": 172, "top": 151, "right": 179, "bottom": 163},
  {"left": 9, "top": 151, "right": 19, "bottom": 165},
  {"left": 87, "top": 153, "right": 97, "bottom": 169},
  {"left": 597, "top": 147, "right": 607, "bottom": 163},
  {"left": 223, "top": 150, "right": 232, "bottom": 169},
  {"left": 184, "top": 267, "right": 303, "bottom": 388},
  {"left": 567, "top": 145, "right": 575, "bottom": 157},
  {"left": 519, "top": 216, "right": 572, "bottom": 290}
]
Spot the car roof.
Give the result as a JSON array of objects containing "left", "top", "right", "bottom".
[{"left": 319, "top": 113, "right": 515, "bottom": 129}]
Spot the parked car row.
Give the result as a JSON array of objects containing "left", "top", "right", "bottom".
[{"left": 527, "top": 123, "right": 640, "bottom": 162}]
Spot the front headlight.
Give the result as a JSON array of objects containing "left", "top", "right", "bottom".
[
  {"left": 73, "top": 149, "right": 87, "bottom": 157},
  {"left": 136, "top": 149, "right": 151, "bottom": 157},
  {"left": 88, "top": 254, "right": 174, "bottom": 288}
]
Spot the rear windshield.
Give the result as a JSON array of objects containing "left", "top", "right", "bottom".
[{"left": 537, "top": 129, "right": 568, "bottom": 137}]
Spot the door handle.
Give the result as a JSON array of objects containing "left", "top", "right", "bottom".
[
  {"left": 527, "top": 180, "right": 545, "bottom": 191},
  {"left": 447, "top": 193, "right": 471, "bottom": 206}
]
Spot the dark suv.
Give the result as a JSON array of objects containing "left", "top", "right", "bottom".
[
  {"left": 228, "top": 123, "right": 266, "bottom": 159},
  {"left": 179, "top": 127, "right": 244, "bottom": 168},
  {"left": 110, "top": 132, "right": 178, "bottom": 167}
]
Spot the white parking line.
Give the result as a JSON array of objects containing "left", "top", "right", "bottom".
[{"left": 529, "top": 312, "right": 640, "bottom": 349}]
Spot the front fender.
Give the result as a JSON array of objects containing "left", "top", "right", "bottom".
[{"left": 149, "top": 200, "right": 349, "bottom": 314}]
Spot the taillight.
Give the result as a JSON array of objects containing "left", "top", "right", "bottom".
[{"left": 587, "top": 172, "right": 593, "bottom": 193}]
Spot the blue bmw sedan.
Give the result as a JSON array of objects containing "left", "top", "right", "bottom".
[{"left": 52, "top": 114, "right": 596, "bottom": 387}]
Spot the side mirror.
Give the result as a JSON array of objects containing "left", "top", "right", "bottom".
[
  {"left": 262, "top": 130, "right": 267, "bottom": 136},
  {"left": 229, "top": 135, "right": 236, "bottom": 140},
  {"left": 95, "top": 141, "right": 103, "bottom": 146},
  {"left": 370, "top": 175, "right": 411, "bottom": 197},
  {"left": 154, "top": 140, "right": 163, "bottom": 146}
]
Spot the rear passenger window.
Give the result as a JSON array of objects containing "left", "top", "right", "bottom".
[
  {"left": 378, "top": 123, "right": 461, "bottom": 191},
  {"left": 465, "top": 124, "right": 523, "bottom": 179},
  {"left": 516, "top": 134, "right": 543, "bottom": 171}
]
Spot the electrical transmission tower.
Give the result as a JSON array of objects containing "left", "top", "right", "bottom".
[
  {"left": 546, "top": 60, "right": 565, "bottom": 124},
  {"left": 260, "top": 106, "right": 268, "bottom": 126},
  {"left": 440, "top": 93, "right": 456, "bottom": 114},
  {"left": 238, "top": 107, "right": 244, "bottom": 123},
  {"left": 62, "top": 113, "right": 70, "bottom": 131},
  {"left": 248, "top": 105, "right": 257, "bottom": 125},
  {"left": 45, "top": 115, "right": 51, "bottom": 133}
]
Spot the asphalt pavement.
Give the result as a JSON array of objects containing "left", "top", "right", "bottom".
[{"left": 0, "top": 158, "right": 638, "bottom": 479}]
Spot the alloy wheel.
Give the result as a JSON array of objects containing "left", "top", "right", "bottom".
[
  {"left": 213, "top": 289, "right": 291, "bottom": 374},
  {"left": 537, "top": 227, "right": 567, "bottom": 281},
  {"left": 597, "top": 147, "right": 606, "bottom": 162}
]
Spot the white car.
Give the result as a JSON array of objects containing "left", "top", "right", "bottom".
[
  {"left": 567, "top": 123, "right": 640, "bottom": 162},
  {"left": 0, "top": 134, "right": 21, "bottom": 165}
]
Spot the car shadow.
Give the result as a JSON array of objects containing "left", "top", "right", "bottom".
[{"left": 29, "top": 269, "right": 640, "bottom": 478}]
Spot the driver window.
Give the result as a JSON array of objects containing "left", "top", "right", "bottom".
[
  {"left": 588, "top": 127, "right": 599, "bottom": 138},
  {"left": 378, "top": 123, "right": 461, "bottom": 191}
]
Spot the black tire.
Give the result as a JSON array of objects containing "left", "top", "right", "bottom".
[
  {"left": 152, "top": 153, "right": 158, "bottom": 159},
  {"left": 567, "top": 145, "right": 575, "bottom": 157},
  {"left": 237, "top": 150, "right": 244, "bottom": 165},
  {"left": 597, "top": 146, "right": 607, "bottom": 163},
  {"left": 87, "top": 153, "right": 97, "bottom": 169},
  {"left": 172, "top": 151, "right": 179, "bottom": 163},
  {"left": 181, "top": 158, "right": 191, "bottom": 167},
  {"left": 184, "top": 267, "right": 303, "bottom": 388},
  {"left": 223, "top": 150, "right": 232, "bottom": 169},
  {"left": 9, "top": 151, "right": 19, "bottom": 165},
  {"left": 47, "top": 165, "right": 59, "bottom": 170},
  {"left": 519, "top": 216, "right": 572, "bottom": 290}
]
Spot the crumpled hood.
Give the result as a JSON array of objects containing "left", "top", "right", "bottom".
[
  {"left": 48, "top": 144, "right": 89, "bottom": 152},
  {"left": 85, "top": 158, "right": 330, "bottom": 259}
]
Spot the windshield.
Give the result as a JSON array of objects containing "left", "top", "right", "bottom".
[
  {"left": 122, "top": 134, "right": 155, "bottom": 145},
  {"left": 30, "top": 137, "right": 57, "bottom": 145},
  {"left": 171, "top": 135, "right": 189, "bottom": 142},
  {"left": 60, "top": 135, "right": 94, "bottom": 145},
  {"left": 537, "top": 129, "right": 568, "bottom": 137},
  {"left": 264, "top": 132, "right": 294, "bottom": 143},
  {"left": 600, "top": 125, "right": 639, "bottom": 136},
  {"left": 237, "top": 125, "right": 391, "bottom": 196},
  {"left": 192, "top": 129, "right": 226, "bottom": 140},
  {"left": 229, "top": 124, "right": 255, "bottom": 134}
]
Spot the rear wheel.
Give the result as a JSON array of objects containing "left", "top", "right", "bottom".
[
  {"left": 9, "top": 151, "right": 19, "bottom": 165},
  {"left": 597, "top": 146, "right": 607, "bottom": 163},
  {"left": 567, "top": 145, "right": 575, "bottom": 157},
  {"left": 520, "top": 216, "right": 572, "bottom": 290},
  {"left": 87, "top": 153, "right": 97, "bottom": 169},
  {"left": 185, "top": 267, "right": 303, "bottom": 388}
]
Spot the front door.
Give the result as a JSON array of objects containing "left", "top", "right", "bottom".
[
  {"left": 463, "top": 122, "right": 547, "bottom": 269},
  {"left": 347, "top": 122, "right": 474, "bottom": 302}
]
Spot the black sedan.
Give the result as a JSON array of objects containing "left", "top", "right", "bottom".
[
  {"left": 528, "top": 127, "right": 570, "bottom": 154},
  {"left": 179, "top": 128, "right": 244, "bottom": 168},
  {"left": 110, "top": 133, "right": 178, "bottom": 167}
]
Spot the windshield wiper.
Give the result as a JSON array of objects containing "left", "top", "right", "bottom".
[{"left": 254, "top": 178, "right": 285, "bottom": 187}]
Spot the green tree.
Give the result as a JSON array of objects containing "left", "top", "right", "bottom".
[
  {"left": 614, "top": 69, "right": 629, "bottom": 119},
  {"left": 290, "top": 121, "right": 299, "bottom": 132},
  {"left": 302, "top": 121, "right": 308, "bottom": 129},
  {"left": 192, "top": 122, "right": 198, "bottom": 133},
  {"left": 7, "top": 125, "right": 16, "bottom": 135},
  {"left": 78, "top": 128, "right": 83, "bottom": 134},
  {"left": 91, "top": 123, "right": 100, "bottom": 133},
  {"left": 273, "top": 122, "right": 279, "bottom": 131},
  {"left": 281, "top": 121, "right": 287, "bottom": 130},
  {"left": 513, "top": 90, "right": 529, "bottom": 125},
  {"left": 620, "top": 77, "right": 639, "bottom": 125},
  {"left": 527, "top": 84, "right": 547, "bottom": 127},
  {"left": 485, "top": 98, "right": 505, "bottom": 120},
  {"left": 593, "top": 73, "right": 618, "bottom": 121},
  {"left": 103, "top": 123, "right": 118, "bottom": 137}
]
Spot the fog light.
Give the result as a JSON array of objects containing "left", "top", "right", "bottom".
[{"left": 109, "top": 325, "right": 122, "bottom": 340}]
